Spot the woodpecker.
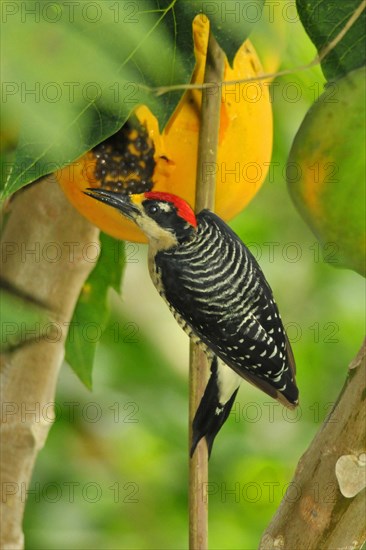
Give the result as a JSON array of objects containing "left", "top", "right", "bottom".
[{"left": 86, "top": 189, "right": 299, "bottom": 456}]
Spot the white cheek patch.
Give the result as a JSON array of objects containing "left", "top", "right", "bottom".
[
  {"left": 138, "top": 217, "right": 177, "bottom": 250},
  {"left": 138, "top": 216, "right": 160, "bottom": 235}
]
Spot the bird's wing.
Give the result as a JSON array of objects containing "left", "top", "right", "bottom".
[{"left": 155, "top": 210, "right": 298, "bottom": 407}]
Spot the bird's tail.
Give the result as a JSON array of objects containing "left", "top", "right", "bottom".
[{"left": 191, "top": 356, "right": 239, "bottom": 458}]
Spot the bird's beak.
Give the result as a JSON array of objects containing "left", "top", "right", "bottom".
[{"left": 85, "top": 188, "right": 142, "bottom": 221}]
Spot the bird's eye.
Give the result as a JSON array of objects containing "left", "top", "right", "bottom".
[{"left": 145, "top": 203, "right": 159, "bottom": 216}]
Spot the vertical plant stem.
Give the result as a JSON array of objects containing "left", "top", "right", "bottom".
[{"left": 189, "top": 30, "right": 225, "bottom": 550}]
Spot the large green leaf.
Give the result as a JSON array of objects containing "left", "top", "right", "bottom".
[
  {"left": 296, "top": 0, "right": 366, "bottom": 81},
  {"left": 1, "top": 0, "right": 264, "bottom": 198},
  {"left": 65, "top": 232, "right": 125, "bottom": 388},
  {"left": 287, "top": 67, "right": 365, "bottom": 277}
]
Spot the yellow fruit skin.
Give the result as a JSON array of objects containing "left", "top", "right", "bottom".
[
  {"left": 59, "top": 15, "right": 273, "bottom": 243},
  {"left": 58, "top": 152, "right": 145, "bottom": 242},
  {"left": 152, "top": 16, "right": 272, "bottom": 219}
]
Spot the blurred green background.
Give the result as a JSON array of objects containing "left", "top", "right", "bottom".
[{"left": 21, "top": 5, "right": 365, "bottom": 550}]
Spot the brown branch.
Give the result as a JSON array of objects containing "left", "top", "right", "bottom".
[
  {"left": 0, "top": 177, "right": 99, "bottom": 548},
  {"left": 188, "top": 30, "right": 225, "bottom": 550},
  {"left": 260, "top": 338, "right": 366, "bottom": 550}
]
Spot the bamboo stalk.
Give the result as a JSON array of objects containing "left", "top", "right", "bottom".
[{"left": 189, "top": 30, "right": 225, "bottom": 550}]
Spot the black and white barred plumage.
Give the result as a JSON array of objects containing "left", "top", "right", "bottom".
[
  {"left": 86, "top": 189, "right": 299, "bottom": 456},
  {"left": 154, "top": 210, "right": 298, "bottom": 454}
]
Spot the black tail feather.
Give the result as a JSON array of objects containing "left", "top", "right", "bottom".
[{"left": 190, "top": 357, "right": 239, "bottom": 458}]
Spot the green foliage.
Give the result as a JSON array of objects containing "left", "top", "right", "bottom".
[
  {"left": 296, "top": 0, "right": 366, "bottom": 81},
  {"left": 1, "top": 0, "right": 264, "bottom": 198},
  {"left": 65, "top": 233, "right": 125, "bottom": 388},
  {"left": 4, "top": 1, "right": 365, "bottom": 548}
]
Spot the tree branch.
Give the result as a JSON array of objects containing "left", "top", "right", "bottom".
[
  {"left": 0, "top": 177, "right": 99, "bottom": 549},
  {"left": 260, "top": 338, "right": 366, "bottom": 550},
  {"left": 189, "top": 30, "right": 225, "bottom": 550}
]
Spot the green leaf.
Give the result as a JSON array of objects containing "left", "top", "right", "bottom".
[
  {"left": 1, "top": 0, "right": 264, "bottom": 198},
  {"left": 0, "top": 286, "right": 49, "bottom": 351},
  {"left": 65, "top": 233, "right": 125, "bottom": 388},
  {"left": 287, "top": 67, "right": 365, "bottom": 277},
  {"left": 296, "top": 0, "right": 366, "bottom": 81}
]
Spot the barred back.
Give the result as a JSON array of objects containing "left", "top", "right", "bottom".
[{"left": 154, "top": 210, "right": 298, "bottom": 406}]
